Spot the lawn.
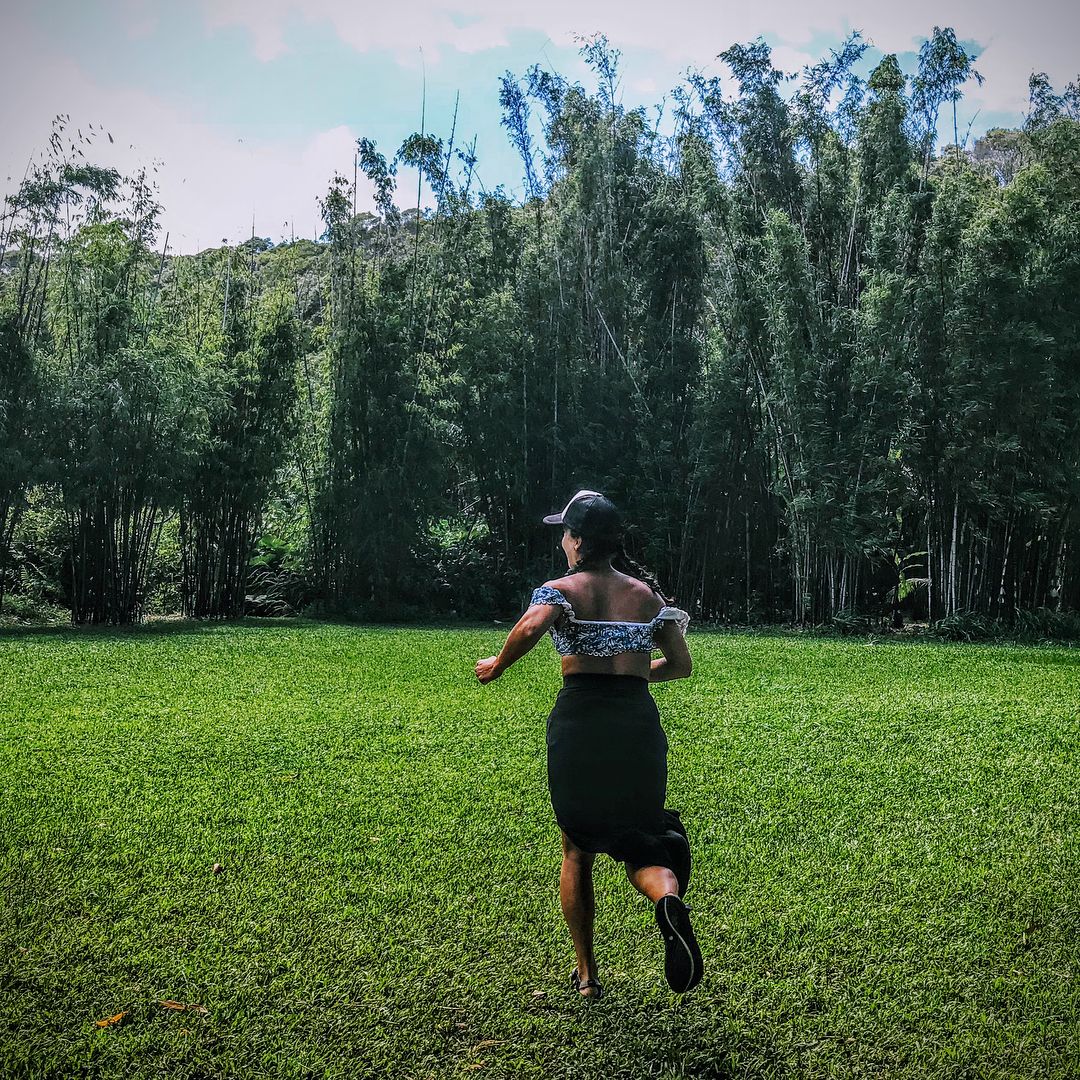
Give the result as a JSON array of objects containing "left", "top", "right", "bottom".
[{"left": 1, "top": 620, "right": 1078, "bottom": 1079}]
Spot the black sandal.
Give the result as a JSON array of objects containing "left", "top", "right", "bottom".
[{"left": 570, "top": 967, "right": 604, "bottom": 1000}]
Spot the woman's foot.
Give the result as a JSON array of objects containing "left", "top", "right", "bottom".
[
  {"left": 571, "top": 967, "right": 604, "bottom": 999},
  {"left": 654, "top": 894, "right": 703, "bottom": 993}
]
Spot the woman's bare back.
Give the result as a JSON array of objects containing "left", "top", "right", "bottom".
[{"left": 547, "top": 569, "right": 665, "bottom": 677}]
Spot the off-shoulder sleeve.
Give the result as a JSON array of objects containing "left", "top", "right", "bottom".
[
  {"left": 655, "top": 605, "right": 690, "bottom": 637},
  {"left": 530, "top": 585, "right": 575, "bottom": 620}
]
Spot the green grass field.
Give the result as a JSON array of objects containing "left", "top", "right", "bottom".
[{"left": 1, "top": 620, "right": 1078, "bottom": 1079}]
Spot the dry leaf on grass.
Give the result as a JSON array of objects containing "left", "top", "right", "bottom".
[
  {"left": 159, "top": 1000, "right": 207, "bottom": 1014},
  {"left": 95, "top": 1012, "right": 129, "bottom": 1028},
  {"left": 471, "top": 1041, "right": 502, "bottom": 1051}
]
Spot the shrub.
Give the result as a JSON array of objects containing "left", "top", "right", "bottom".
[
  {"left": 929, "top": 610, "right": 999, "bottom": 642},
  {"left": 1012, "top": 606, "right": 1080, "bottom": 643},
  {"left": 829, "top": 607, "right": 882, "bottom": 636},
  {"left": 0, "top": 593, "right": 68, "bottom": 626},
  {"left": 246, "top": 536, "right": 313, "bottom": 616}
]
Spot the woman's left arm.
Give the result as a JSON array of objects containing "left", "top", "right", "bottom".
[{"left": 476, "top": 604, "right": 562, "bottom": 683}]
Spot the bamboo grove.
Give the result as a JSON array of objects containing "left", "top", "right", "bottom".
[{"left": 1, "top": 30, "right": 1078, "bottom": 629}]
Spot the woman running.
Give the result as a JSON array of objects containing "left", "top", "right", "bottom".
[{"left": 475, "top": 490, "right": 702, "bottom": 999}]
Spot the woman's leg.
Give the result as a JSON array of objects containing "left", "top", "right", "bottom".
[
  {"left": 627, "top": 862, "right": 703, "bottom": 992},
  {"left": 559, "top": 830, "right": 600, "bottom": 994},
  {"left": 625, "top": 863, "right": 680, "bottom": 903}
]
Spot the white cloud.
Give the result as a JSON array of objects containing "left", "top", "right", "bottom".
[
  {"left": 0, "top": 14, "right": 406, "bottom": 254},
  {"left": 5, "top": 1, "right": 1075, "bottom": 253},
  {"left": 768, "top": 45, "right": 821, "bottom": 78},
  {"left": 202, "top": 0, "right": 511, "bottom": 65},
  {"left": 201, "top": 0, "right": 1079, "bottom": 117},
  {"left": 117, "top": 0, "right": 161, "bottom": 40}
]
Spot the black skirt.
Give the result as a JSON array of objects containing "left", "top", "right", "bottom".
[{"left": 546, "top": 672, "right": 690, "bottom": 880}]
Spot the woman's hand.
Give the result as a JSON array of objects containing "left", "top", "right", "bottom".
[{"left": 475, "top": 656, "right": 502, "bottom": 684}]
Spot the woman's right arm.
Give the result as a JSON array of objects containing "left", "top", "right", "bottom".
[
  {"left": 649, "top": 620, "right": 692, "bottom": 682},
  {"left": 476, "top": 603, "right": 562, "bottom": 683}
]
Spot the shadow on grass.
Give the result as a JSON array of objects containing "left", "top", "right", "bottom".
[
  {"left": 562, "top": 1002, "right": 790, "bottom": 1080},
  {"left": 0, "top": 614, "right": 506, "bottom": 642},
  {"left": 701, "top": 622, "right": 1080, "bottom": 652},
  {"left": 0, "top": 615, "right": 315, "bottom": 642},
  {"left": 2, "top": 615, "right": 1077, "bottom": 661}
]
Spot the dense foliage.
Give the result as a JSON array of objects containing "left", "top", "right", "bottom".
[{"left": 1, "top": 31, "right": 1078, "bottom": 627}]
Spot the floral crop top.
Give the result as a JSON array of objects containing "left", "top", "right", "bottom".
[{"left": 529, "top": 585, "right": 691, "bottom": 657}]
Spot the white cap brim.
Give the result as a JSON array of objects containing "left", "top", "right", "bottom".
[{"left": 542, "top": 489, "right": 605, "bottom": 526}]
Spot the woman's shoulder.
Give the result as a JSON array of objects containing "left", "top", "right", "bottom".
[
  {"left": 541, "top": 575, "right": 575, "bottom": 593},
  {"left": 614, "top": 573, "right": 666, "bottom": 608},
  {"left": 653, "top": 604, "right": 691, "bottom": 636},
  {"left": 531, "top": 582, "right": 573, "bottom": 604}
]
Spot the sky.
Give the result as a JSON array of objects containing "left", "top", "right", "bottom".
[{"left": 2, "top": 0, "right": 1078, "bottom": 254}]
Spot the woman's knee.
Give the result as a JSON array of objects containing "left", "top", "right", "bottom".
[{"left": 560, "top": 831, "right": 595, "bottom": 865}]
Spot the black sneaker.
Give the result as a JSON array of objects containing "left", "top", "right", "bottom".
[{"left": 654, "top": 894, "right": 703, "bottom": 993}]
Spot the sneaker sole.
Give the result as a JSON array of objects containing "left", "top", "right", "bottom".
[{"left": 655, "top": 895, "right": 703, "bottom": 993}]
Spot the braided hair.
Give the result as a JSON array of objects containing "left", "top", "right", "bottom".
[{"left": 566, "top": 529, "right": 674, "bottom": 606}]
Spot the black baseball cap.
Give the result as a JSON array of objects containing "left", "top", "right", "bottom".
[{"left": 542, "top": 490, "right": 622, "bottom": 535}]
